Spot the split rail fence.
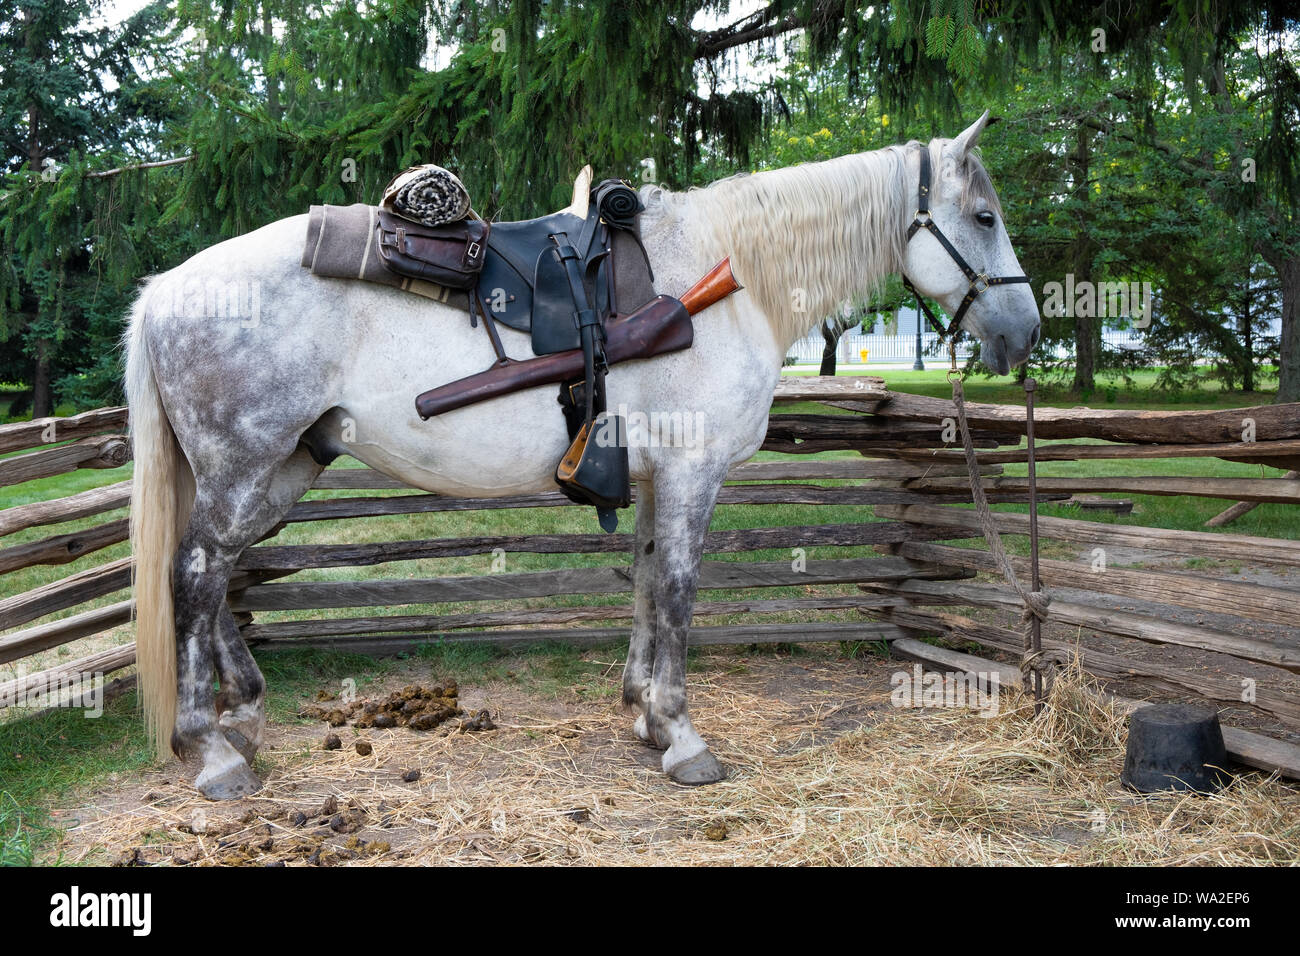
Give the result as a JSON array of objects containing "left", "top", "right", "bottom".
[{"left": 2, "top": 377, "right": 1299, "bottom": 778}]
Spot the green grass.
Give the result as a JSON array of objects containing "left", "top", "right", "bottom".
[
  {"left": 0, "top": 688, "right": 149, "bottom": 865},
  {"left": 0, "top": 791, "right": 55, "bottom": 866},
  {"left": 787, "top": 365, "right": 1281, "bottom": 411},
  {"left": 2, "top": 369, "right": 1297, "bottom": 861}
]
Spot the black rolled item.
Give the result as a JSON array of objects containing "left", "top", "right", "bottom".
[
  {"left": 1121, "top": 703, "right": 1232, "bottom": 793},
  {"left": 593, "top": 179, "right": 643, "bottom": 230}
]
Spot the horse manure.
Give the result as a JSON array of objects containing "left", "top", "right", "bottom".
[
  {"left": 344, "top": 835, "right": 391, "bottom": 857},
  {"left": 567, "top": 808, "right": 590, "bottom": 823},
  {"left": 321, "top": 795, "right": 339, "bottom": 816},
  {"left": 323, "top": 733, "right": 342, "bottom": 750},
  {"left": 303, "top": 681, "right": 467, "bottom": 739},
  {"left": 355, "top": 740, "right": 373, "bottom": 756},
  {"left": 291, "top": 811, "right": 308, "bottom": 827},
  {"left": 704, "top": 821, "right": 728, "bottom": 842},
  {"left": 401, "top": 769, "right": 422, "bottom": 783},
  {"left": 460, "top": 709, "right": 497, "bottom": 733},
  {"left": 329, "top": 810, "right": 365, "bottom": 834},
  {"left": 315, "top": 689, "right": 337, "bottom": 702}
]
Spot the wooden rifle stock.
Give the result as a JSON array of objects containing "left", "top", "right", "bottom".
[
  {"left": 415, "top": 258, "right": 740, "bottom": 419},
  {"left": 679, "top": 257, "right": 742, "bottom": 314}
]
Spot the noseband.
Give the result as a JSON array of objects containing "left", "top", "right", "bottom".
[{"left": 901, "top": 145, "right": 1030, "bottom": 340}]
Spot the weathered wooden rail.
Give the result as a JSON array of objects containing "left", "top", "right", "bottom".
[{"left": 2, "top": 377, "right": 1300, "bottom": 778}]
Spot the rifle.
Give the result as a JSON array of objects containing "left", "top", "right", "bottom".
[{"left": 414, "top": 257, "right": 742, "bottom": 419}]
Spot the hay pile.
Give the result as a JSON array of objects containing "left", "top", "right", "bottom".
[{"left": 46, "top": 651, "right": 1300, "bottom": 866}]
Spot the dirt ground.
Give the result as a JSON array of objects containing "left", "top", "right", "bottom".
[{"left": 44, "top": 642, "right": 1300, "bottom": 866}]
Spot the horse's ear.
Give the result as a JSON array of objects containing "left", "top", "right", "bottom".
[{"left": 944, "top": 110, "right": 991, "bottom": 164}]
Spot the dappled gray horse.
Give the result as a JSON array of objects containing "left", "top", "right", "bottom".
[{"left": 127, "top": 112, "right": 1039, "bottom": 799}]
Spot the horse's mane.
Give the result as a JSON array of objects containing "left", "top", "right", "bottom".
[{"left": 643, "top": 141, "right": 1000, "bottom": 349}]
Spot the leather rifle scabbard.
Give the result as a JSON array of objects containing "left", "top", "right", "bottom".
[{"left": 415, "top": 296, "right": 691, "bottom": 419}]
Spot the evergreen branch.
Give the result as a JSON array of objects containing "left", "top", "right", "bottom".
[
  {"left": 695, "top": 2, "right": 824, "bottom": 58},
  {"left": 85, "top": 156, "right": 193, "bottom": 179}
]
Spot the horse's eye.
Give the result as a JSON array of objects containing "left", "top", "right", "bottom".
[{"left": 976, "top": 211, "right": 996, "bottom": 228}]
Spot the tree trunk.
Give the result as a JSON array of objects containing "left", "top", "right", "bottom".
[
  {"left": 1274, "top": 256, "right": 1300, "bottom": 403},
  {"left": 263, "top": 6, "right": 281, "bottom": 121},
  {"left": 819, "top": 322, "right": 838, "bottom": 376},
  {"left": 31, "top": 338, "right": 53, "bottom": 419},
  {"left": 1068, "top": 125, "right": 1096, "bottom": 393},
  {"left": 1241, "top": 267, "right": 1255, "bottom": 394}
]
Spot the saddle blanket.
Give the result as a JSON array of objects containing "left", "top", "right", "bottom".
[{"left": 301, "top": 202, "right": 462, "bottom": 303}]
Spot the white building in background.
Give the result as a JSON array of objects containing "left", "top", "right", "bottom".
[{"left": 788, "top": 305, "right": 1150, "bottom": 368}]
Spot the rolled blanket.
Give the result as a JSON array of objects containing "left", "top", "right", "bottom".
[
  {"left": 381, "top": 164, "right": 472, "bottom": 227},
  {"left": 302, "top": 203, "right": 464, "bottom": 305},
  {"left": 593, "top": 179, "right": 643, "bottom": 230}
]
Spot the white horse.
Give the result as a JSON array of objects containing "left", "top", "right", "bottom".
[{"left": 126, "top": 111, "right": 1039, "bottom": 799}]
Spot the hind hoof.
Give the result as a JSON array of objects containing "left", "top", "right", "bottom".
[
  {"left": 196, "top": 760, "right": 263, "bottom": 801},
  {"left": 222, "top": 726, "right": 258, "bottom": 765},
  {"left": 666, "top": 748, "right": 726, "bottom": 786},
  {"left": 633, "top": 714, "right": 665, "bottom": 749}
]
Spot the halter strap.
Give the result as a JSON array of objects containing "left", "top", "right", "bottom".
[{"left": 902, "top": 144, "right": 1030, "bottom": 341}]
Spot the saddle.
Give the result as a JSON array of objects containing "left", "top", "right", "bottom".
[{"left": 371, "top": 172, "right": 657, "bottom": 531}]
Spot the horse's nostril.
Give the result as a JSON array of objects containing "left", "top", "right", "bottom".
[{"left": 1029, "top": 324, "right": 1041, "bottom": 348}]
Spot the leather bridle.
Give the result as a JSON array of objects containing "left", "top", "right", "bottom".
[{"left": 901, "top": 144, "right": 1030, "bottom": 341}]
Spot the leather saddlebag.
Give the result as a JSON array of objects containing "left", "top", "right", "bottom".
[{"left": 375, "top": 210, "right": 489, "bottom": 289}]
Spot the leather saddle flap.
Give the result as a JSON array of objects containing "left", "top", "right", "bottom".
[
  {"left": 529, "top": 235, "right": 611, "bottom": 355},
  {"left": 481, "top": 210, "right": 615, "bottom": 353}
]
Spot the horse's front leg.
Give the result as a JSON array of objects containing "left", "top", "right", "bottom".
[
  {"left": 624, "top": 478, "right": 659, "bottom": 741},
  {"left": 645, "top": 463, "right": 728, "bottom": 785}
]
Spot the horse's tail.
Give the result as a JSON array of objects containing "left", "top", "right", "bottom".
[{"left": 125, "top": 282, "right": 193, "bottom": 759}]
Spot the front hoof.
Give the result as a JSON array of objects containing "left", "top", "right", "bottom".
[
  {"left": 665, "top": 748, "right": 726, "bottom": 786},
  {"left": 196, "top": 760, "right": 263, "bottom": 801}
]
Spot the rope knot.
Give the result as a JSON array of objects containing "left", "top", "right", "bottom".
[{"left": 1021, "top": 589, "right": 1051, "bottom": 621}]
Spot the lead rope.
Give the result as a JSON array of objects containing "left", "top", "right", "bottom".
[{"left": 947, "top": 345, "right": 1052, "bottom": 707}]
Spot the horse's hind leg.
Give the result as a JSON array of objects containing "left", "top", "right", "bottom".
[
  {"left": 644, "top": 464, "right": 728, "bottom": 785},
  {"left": 174, "top": 446, "right": 323, "bottom": 799},
  {"left": 172, "top": 516, "right": 260, "bottom": 799},
  {"left": 623, "top": 479, "right": 660, "bottom": 743},
  {"left": 211, "top": 445, "right": 324, "bottom": 764}
]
